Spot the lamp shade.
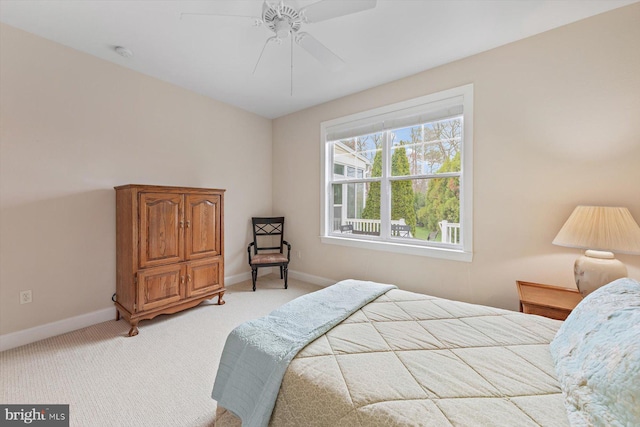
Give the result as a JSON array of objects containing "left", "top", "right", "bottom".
[{"left": 552, "top": 206, "right": 640, "bottom": 255}]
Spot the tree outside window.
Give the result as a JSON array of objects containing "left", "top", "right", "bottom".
[{"left": 322, "top": 84, "right": 473, "bottom": 260}]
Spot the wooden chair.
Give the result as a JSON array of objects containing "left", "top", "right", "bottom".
[{"left": 247, "top": 217, "right": 291, "bottom": 291}]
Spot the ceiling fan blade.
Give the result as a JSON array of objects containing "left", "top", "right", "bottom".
[
  {"left": 299, "top": 0, "right": 376, "bottom": 23},
  {"left": 295, "top": 32, "right": 344, "bottom": 71},
  {"left": 253, "top": 36, "right": 278, "bottom": 75},
  {"left": 181, "top": 1, "right": 266, "bottom": 21},
  {"left": 179, "top": 12, "right": 257, "bottom": 19}
]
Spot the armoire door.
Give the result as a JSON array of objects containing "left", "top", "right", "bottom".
[
  {"left": 139, "top": 193, "right": 184, "bottom": 268},
  {"left": 185, "top": 194, "right": 221, "bottom": 260},
  {"left": 186, "top": 259, "right": 223, "bottom": 298},
  {"left": 137, "top": 264, "right": 185, "bottom": 312}
]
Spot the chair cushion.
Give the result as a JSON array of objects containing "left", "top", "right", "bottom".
[{"left": 251, "top": 253, "right": 288, "bottom": 265}]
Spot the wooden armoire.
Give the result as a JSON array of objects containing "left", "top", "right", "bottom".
[{"left": 114, "top": 184, "right": 225, "bottom": 336}]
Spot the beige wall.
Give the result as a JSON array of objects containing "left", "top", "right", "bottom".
[
  {"left": 1, "top": 4, "right": 639, "bottom": 337},
  {"left": 273, "top": 4, "right": 640, "bottom": 310},
  {"left": 0, "top": 24, "right": 273, "bottom": 335}
]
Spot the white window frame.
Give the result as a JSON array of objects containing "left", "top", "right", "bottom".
[{"left": 320, "top": 84, "right": 473, "bottom": 262}]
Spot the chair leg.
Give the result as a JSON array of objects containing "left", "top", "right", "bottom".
[
  {"left": 280, "top": 265, "right": 283, "bottom": 279},
  {"left": 283, "top": 265, "right": 288, "bottom": 289},
  {"left": 252, "top": 268, "right": 257, "bottom": 292}
]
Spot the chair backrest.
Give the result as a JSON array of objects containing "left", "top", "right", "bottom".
[
  {"left": 391, "top": 224, "right": 411, "bottom": 237},
  {"left": 252, "top": 217, "right": 285, "bottom": 254}
]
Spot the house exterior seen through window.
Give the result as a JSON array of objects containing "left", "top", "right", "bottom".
[{"left": 321, "top": 85, "right": 473, "bottom": 261}]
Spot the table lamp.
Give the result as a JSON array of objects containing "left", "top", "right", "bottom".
[{"left": 552, "top": 206, "right": 640, "bottom": 296}]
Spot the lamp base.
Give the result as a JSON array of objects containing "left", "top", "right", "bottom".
[{"left": 574, "top": 250, "right": 627, "bottom": 297}]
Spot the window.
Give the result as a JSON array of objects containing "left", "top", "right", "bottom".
[{"left": 321, "top": 84, "right": 473, "bottom": 261}]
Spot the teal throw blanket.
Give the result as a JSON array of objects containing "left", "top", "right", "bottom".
[{"left": 211, "top": 279, "right": 396, "bottom": 427}]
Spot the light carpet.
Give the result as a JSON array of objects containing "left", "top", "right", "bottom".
[{"left": 0, "top": 275, "right": 322, "bottom": 427}]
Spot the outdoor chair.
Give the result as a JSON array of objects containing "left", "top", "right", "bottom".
[
  {"left": 391, "top": 224, "right": 412, "bottom": 237},
  {"left": 247, "top": 217, "right": 291, "bottom": 291},
  {"left": 340, "top": 224, "right": 353, "bottom": 234}
]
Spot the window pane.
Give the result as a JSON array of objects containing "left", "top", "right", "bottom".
[
  {"left": 390, "top": 125, "right": 420, "bottom": 177},
  {"left": 347, "top": 183, "right": 355, "bottom": 218},
  {"left": 356, "top": 182, "right": 365, "bottom": 218},
  {"left": 333, "top": 184, "right": 342, "bottom": 205},
  {"left": 344, "top": 182, "right": 366, "bottom": 219},
  {"left": 390, "top": 119, "right": 462, "bottom": 176},
  {"left": 334, "top": 164, "right": 345, "bottom": 176},
  {"left": 390, "top": 144, "right": 412, "bottom": 177},
  {"left": 391, "top": 125, "right": 419, "bottom": 146},
  {"left": 333, "top": 206, "right": 342, "bottom": 231},
  {"left": 334, "top": 181, "right": 379, "bottom": 234},
  {"left": 423, "top": 117, "right": 462, "bottom": 174},
  {"left": 354, "top": 181, "right": 381, "bottom": 235},
  {"left": 332, "top": 132, "right": 382, "bottom": 179},
  {"left": 355, "top": 134, "right": 380, "bottom": 152},
  {"left": 391, "top": 178, "right": 460, "bottom": 244},
  {"left": 333, "top": 183, "right": 343, "bottom": 231}
]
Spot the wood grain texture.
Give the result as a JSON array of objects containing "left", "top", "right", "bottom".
[
  {"left": 137, "top": 263, "right": 184, "bottom": 312},
  {"left": 516, "top": 281, "right": 583, "bottom": 320},
  {"left": 115, "top": 188, "right": 135, "bottom": 314},
  {"left": 139, "top": 192, "right": 184, "bottom": 268},
  {"left": 187, "top": 258, "right": 222, "bottom": 298},
  {"left": 185, "top": 194, "right": 221, "bottom": 260},
  {"left": 115, "top": 185, "right": 226, "bottom": 336}
]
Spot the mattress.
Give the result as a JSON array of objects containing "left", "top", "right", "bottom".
[{"left": 216, "top": 288, "right": 570, "bottom": 426}]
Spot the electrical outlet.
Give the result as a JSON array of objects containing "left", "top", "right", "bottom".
[{"left": 20, "top": 290, "right": 32, "bottom": 304}]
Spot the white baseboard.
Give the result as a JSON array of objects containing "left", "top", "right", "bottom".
[
  {"left": 0, "top": 269, "right": 333, "bottom": 352},
  {"left": 0, "top": 307, "right": 115, "bottom": 352},
  {"left": 224, "top": 271, "right": 252, "bottom": 286},
  {"left": 226, "top": 269, "right": 334, "bottom": 288},
  {"left": 288, "top": 270, "right": 335, "bottom": 287},
  {"left": 225, "top": 269, "right": 272, "bottom": 287}
]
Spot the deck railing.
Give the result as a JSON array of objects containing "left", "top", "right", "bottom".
[
  {"left": 439, "top": 220, "right": 460, "bottom": 244},
  {"left": 342, "top": 218, "right": 408, "bottom": 236},
  {"left": 337, "top": 218, "right": 459, "bottom": 243}
]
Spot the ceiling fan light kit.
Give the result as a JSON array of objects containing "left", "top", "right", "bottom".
[{"left": 262, "top": 2, "right": 302, "bottom": 38}]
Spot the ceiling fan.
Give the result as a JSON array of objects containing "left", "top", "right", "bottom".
[{"left": 181, "top": 0, "right": 377, "bottom": 94}]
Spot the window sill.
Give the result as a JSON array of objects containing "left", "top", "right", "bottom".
[{"left": 321, "top": 236, "right": 473, "bottom": 262}]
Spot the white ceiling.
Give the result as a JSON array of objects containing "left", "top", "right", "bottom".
[{"left": 0, "top": 0, "right": 636, "bottom": 119}]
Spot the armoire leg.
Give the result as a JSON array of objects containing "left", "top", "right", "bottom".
[{"left": 128, "top": 321, "right": 139, "bottom": 337}]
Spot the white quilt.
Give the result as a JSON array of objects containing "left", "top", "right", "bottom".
[
  {"left": 550, "top": 278, "right": 640, "bottom": 427},
  {"left": 216, "top": 288, "right": 569, "bottom": 426}
]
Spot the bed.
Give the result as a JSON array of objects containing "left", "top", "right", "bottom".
[{"left": 212, "top": 278, "right": 640, "bottom": 427}]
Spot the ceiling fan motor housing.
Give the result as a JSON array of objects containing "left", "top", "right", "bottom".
[{"left": 263, "top": 2, "right": 302, "bottom": 39}]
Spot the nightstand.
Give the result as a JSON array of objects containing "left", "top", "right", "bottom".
[{"left": 516, "top": 281, "right": 583, "bottom": 320}]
